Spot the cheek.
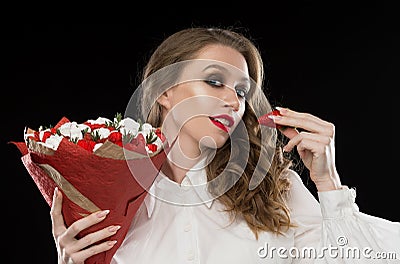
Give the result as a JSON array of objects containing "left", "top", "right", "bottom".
[
  {"left": 235, "top": 100, "right": 246, "bottom": 122},
  {"left": 184, "top": 117, "right": 210, "bottom": 133},
  {"left": 169, "top": 95, "right": 221, "bottom": 126},
  {"left": 239, "top": 100, "right": 246, "bottom": 116}
]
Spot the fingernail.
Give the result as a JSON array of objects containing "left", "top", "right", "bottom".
[
  {"left": 108, "top": 225, "right": 121, "bottom": 232},
  {"left": 108, "top": 240, "right": 117, "bottom": 247},
  {"left": 275, "top": 106, "right": 286, "bottom": 113},
  {"left": 97, "top": 210, "right": 110, "bottom": 218},
  {"left": 53, "top": 187, "right": 58, "bottom": 199},
  {"left": 268, "top": 115, "right": 282, "bottom": 120}
]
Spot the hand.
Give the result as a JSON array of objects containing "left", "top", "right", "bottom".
[
  {"left": 50, "top": 188, "right": 120, "bottom": 264},
  {"left": 270, "top": 107, "right": 342, "bottom": 192}
]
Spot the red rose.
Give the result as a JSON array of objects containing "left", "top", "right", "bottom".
[
  {"left": 155, "top": 128, "right": 166, "bottom": 142},
  {"left": 77, "top": 139, "right": 97, "bottom": 152},
  {"left": 84, "top": 122, "right": 107, "bottom": 130},
  {"left": 41, "top": 131, "right": 54, "bottom": 142},
  {"left": 147, "top": 143, "right": 158, "bottom": 152},
  {"left": 108, "top": 131, "right": 123, "bottom": 146}
]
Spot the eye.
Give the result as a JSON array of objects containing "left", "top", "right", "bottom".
[
  {"left": 235, "top": 87, "right": 248, "bottom": 98},
  {"left": 205, "top": 79, "right": 224, "bottom": 87}
]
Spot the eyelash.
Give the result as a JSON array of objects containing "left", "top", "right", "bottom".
[
  {"left": 205, "top": 79, "right": 224, "bottom": 87},
  {"left": 204, "top": 79, "right": 248, "bottom": 98}
]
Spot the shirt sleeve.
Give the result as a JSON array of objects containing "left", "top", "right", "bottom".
[{"left": 285, "top": 169, "right": 400, "bottom": 263}]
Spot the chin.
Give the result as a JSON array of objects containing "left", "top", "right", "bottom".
[{"left": 199, "top": 134, "right": 229, "bottom": 149}]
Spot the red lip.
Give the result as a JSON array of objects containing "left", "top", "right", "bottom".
[
  {"left": 209, "top": 118, "right": 228, "bottom": 133},
  {"left": 209, "top": 114, "right": 234, "bottom": 127}
]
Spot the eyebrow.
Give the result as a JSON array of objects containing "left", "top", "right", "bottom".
[{"left": 203, "top": 64, "right": 250, "bottom": 84}]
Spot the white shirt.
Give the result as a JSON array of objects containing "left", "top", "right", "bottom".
[{"left": 111, "top": 159, "right": 400, "bottom": 263}]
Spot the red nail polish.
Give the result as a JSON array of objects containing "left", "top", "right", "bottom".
[{"left": 258, "top": 109, "right": 287, "bottom": 130}]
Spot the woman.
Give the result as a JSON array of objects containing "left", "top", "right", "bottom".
[{"left": 51, "top": 27, "right": 400, "bottom": 263}]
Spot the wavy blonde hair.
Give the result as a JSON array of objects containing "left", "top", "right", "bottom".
[{"left": 140, "top": 27, "right": 294, "bottom": 239}]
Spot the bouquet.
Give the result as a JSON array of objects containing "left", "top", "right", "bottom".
[{"left": 11, "top": 113, "right": 169, "bottom": 264}]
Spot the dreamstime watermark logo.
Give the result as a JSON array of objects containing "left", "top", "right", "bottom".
[
  {"left": 124, "top": 59, "right": 277, "bottom": 205},
  {"left": 257, "top": 235, "right": 399, "bottom": 261}
]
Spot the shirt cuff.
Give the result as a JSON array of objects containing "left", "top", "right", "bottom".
[{"left": 317, "top": 186, "right": 360, "bottom": 219}]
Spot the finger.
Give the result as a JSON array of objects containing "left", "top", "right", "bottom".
[
  {"left": 50, "top": 187, "right": 66, "bottom": 237},
  {"left": 71, "top": 225, "right": 121, "bottom": 252},
  {"left": 64, "top": 210, "right": 110, "bottom": 238},
  {"left": 268, "top": 113, "right": 324, "bottom": 135},
  {"left": 280, "top": 127, "right": 299, "bottom": 140},
  {"left": 71, "top": 240, "right": 118, "bottom": 263},
  {"left": 296, "top": 138, "right": 326, "bottom": 156},
  {"left": 283, "top": 132, "right": 330, "bottom": 152},
  {"left": 276, "top": 107, "right": 334, "bottom": 136}
]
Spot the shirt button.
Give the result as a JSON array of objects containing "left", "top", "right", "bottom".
[
  {"left": 184, "top": 224, "right": 192, "bottom": 232},
  {"left": 187, "top": 251, "right": 195, "bottom": 261}
]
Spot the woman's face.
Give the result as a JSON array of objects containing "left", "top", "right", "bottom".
[{"left": 158, "top": 44, "right": 250, "bottom": 154}]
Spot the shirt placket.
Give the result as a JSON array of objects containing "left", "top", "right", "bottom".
[{"left": 180, "top": 178, "right": 200, "bottom": 263}]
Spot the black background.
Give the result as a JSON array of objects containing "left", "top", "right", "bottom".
[{"left": 3, "top": 2, "right": 397, "bottom": 262}]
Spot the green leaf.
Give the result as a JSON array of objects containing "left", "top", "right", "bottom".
[
  {"left": 122, "top": 131, "right": 135, "bottom": 144},
  {"left": 91, "top": 130, "right": 101, "bottom": 142},
  {"left": 137, "top": 119, "right": 143, "bottom": 131},
  {"left": 146, "top": 131, "right": 157, "bottom": 144}
]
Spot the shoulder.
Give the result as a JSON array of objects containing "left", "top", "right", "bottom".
[
  {"left": 281, "top": 169, "right": 321, "bottom": 214},
  {"left": 281, "top": 168, "right": 305, "bottom": 187},
  {"left": 282, "top": 168, "right": 314, "bottom": 196}
]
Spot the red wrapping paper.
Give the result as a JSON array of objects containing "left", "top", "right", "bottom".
[{"left": 11, "top": 117, "right": 169, "bottom": 264}]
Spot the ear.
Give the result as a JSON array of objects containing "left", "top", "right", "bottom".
[{"left": 156, "top": 90, "right": 173, "bottom": 111}]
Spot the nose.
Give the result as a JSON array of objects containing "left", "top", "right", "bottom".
[{"left": 223, "top": 86, "right": 240, "bottom": 112}]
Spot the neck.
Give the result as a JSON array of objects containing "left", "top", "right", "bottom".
[{"left": 162, "top": 135, "right": 207, "bottom": 184}]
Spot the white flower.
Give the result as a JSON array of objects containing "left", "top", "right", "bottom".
[
  {"left": 86, "top": 117, "right": 112, "bottom": 124},
  {"left": 93, "top": 127, "right": 111, "bottom": 139},
  {"left": 38, "top": 134, "right": 63, "bottom": 150},
  {"left": 137, "top": 123, "right": 155, "bottom": 140},
  {"left": 58, "top": 122, "right": 91, "bottom": 141},
  {"left": 120, "top": 118, "right": 140, "bottom": 136},
  {"left": 141, "top": 123, "right": 153, "bottom": 135},
  {"left": 153, "top": 137, "right": 163, "bottom": 150}
]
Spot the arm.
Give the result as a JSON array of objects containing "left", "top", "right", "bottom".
[
  {"left": 271, "top": 107, "right": 400, "bottom": 262},
  {"left": 286, "top": 170, "right": 400, "bottom": 263}
]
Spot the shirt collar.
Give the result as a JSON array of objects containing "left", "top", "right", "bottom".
[{"left": 144, "top": 156, "right": 216, "bottom": 218}]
